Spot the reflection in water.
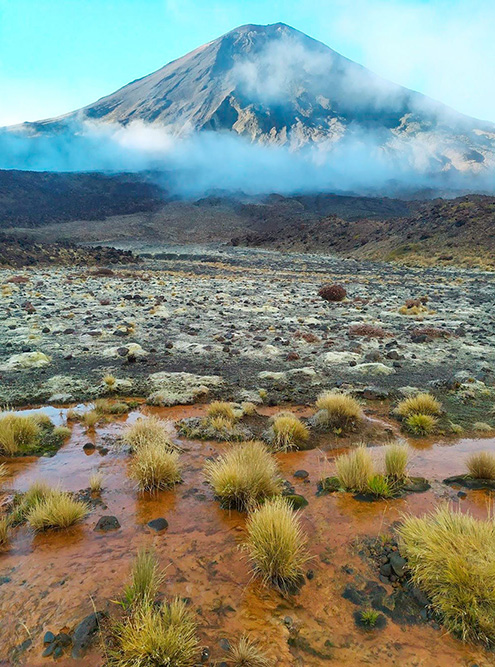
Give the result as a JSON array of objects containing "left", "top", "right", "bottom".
[{"left": 0, "top": 403, "right": 494, "bottom": 666}]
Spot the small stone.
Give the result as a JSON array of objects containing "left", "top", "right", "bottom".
[
  {"left": 94, "top": 516, "right": 120, "bottom": 532},
  {"left": 83, "top": 442, "right": 96, "bottom": 452},
  {"left": 389, "top": 552, "right": 407, "bottom": 577},
  {"left": 293, "top": 469, "right": 309, "bottom": 479},
  {"left": 43, "top": 631, "right": 55, "bottom": 645},
  {"left": 42, "top": 644, "right": 55, "bottom": 657},
  {"left": 147, "top": 518, "right": 168, "bottom": 532}
]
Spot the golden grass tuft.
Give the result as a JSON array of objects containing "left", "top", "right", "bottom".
[
  {"left": 129, "top": 441, "right": 181, "bottom": 492},
  {"left": 207, "top": 401, "right": 237, "bottom": 422},
  {"left": 398, "top": 505, "right": 495, "bottom": 645},
  {"left": 405, "top": 413, "right": 437, "bottom": 436},
  {"left": 108, "top": 598, "right": 198, "bottom": 667},
  {"left": 26, "top": 489, "right": 89, "bottom": 531},
  {"left": 270, "top": 413, "right": 309, "bottom": 451},
  {"left": 0, "top": 516, "right": 10, "bottom": 547},
  {"left": 314, "top": 392, "right": 362, "bottom": 431},
  {"left": 103, "top": 373, "right": 117, "bottom": 389},
  {"left": 244, "top": 497, "right": 310, "bottom": 590},
  {"left": 82, "top": 410, "right": 100, "bottom": 429},
  {"left": 0, "top": 463, "right": 8, "bottom": 484},
  {"left": 384, "top": 443, "right": 409, "bottom": 481},
  {"left": 124, "top": 548, "right": 164, "bottom": 607},
  {"left": 227, "top": 635, "right": 272, "bottom": 666},
  {"left": 89, "top": 472, "right": 103, "bottom": 493},
  {"left": 335, "top": 446, "right": 374, "bottom": 493},
  {"left": 122, "top": 416, "right": 174, "bottom": 451},
  {"left": 0, "top": 413, "right": 41, "bottom": 455},
  {"left": 396, "top": 392, "right": 442, "bottom": 417},
  {"left": 52, "top": 426, "right": 72, "bottom": 443},
  {"left": 241, "top": 402, "right": 258, "bottom": 416},
  {"left": 30, "top": 412, "right": 53, "bottom": 428},
  {"left": 467, "top": 451, "right": 495, "bottom": 481},
  {"left": 204, "top": 441, "right": 282, "bottom": 510}
]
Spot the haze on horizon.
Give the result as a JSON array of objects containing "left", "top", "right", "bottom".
[{"left": 1, "top": 0, "right": 495, "bottom": 127}]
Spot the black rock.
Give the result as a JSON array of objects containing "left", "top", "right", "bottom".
[
  {"left": 71, "top": 611, "right": 106, "bottom": 659},
  {"left": 147, "top": 517, "right": 168, "bottom": 532},
  {"left": 284, "top": 494, "right": 308, "bottom": 509},
  {"left": 94, "top": 516, "right": 120, "bottom": 532},
  {"left": 380, "top": 563, "right": 392, "bottom": 577},
  {"left": 57, "top": 633, "right": 72, "bottom": 647},
  {"left": 389, "top": 552, "right": 407, "bottom": 578},
  {"left": 42, "top": 643, "right": 55, "bottom": 657},
  {"left": 293, "top": 469, "right": 309, "bottom": 479},
  {"left": 83, "top": 442, "right": 96, "bottom": 452},
  {"left": 43, "top": 631, "right": 55, "bottom": 645}
]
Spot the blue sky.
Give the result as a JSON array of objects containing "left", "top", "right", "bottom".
[{"left": 1, "top": 0, "right": 494, "bottom": 125}]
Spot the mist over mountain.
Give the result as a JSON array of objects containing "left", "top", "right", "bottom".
[{"left": 2, "top": 23, "right": 495, "bottom": 195}]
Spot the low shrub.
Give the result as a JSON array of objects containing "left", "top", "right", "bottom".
[
  {"left": 398, "top": 505, "right": 495, "bottom": 645},
  {"left": 348, "top": 324, "right": 387, "bottom": 338},
  {"left": 204, "top": 441, "right": 281, "bottom": 510},
  {"left": 318, "top": 283, "right": 347, "bottom": 302},
  {"left": 244, "top": 497, "right": 310, "bottom": 591}
]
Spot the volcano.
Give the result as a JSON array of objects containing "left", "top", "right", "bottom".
[{"left": 14, "top": 23, "right": 495, "bottom": 172}]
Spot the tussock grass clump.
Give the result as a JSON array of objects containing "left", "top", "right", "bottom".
[
  {"left": 244, "top": 497, "right": 310, "bottom": 590},
  {"left": 124, "top": 548, "right": 164, "bottom": 607},
  {"left": 109, "top": 598, "right": 198, "bottom": 667},
  {"left": 207, "top": 401, "right": 237, "bottom": 422},
  {"left": 31, "top": 412, "right": 53, "bottom": 428},
  {"left": 129, "top": 442, "right": 181, "bottom": 492},
  {"left": 335, "top": 447, "right": 373, "bottom": 493},
  {"left": 398, "top": 505, "right": 495, "bottom": 645},
  {"left": 0, "top": 516, "right": 10, "bottom": 547},
  {"left": 122, "top": 416, "right": 174, "bottom": 451},
  {"left": 0, "top": 413, "right": 41, "bottom": 455},
  {"left": 89, "top": 472, "right": 103, "bottom": 493},
  {"left": 204, "top": 441, "right": 281, "bottom": 510},
  {"left": 0, "top": 463, "right": 8, "bottom": 484},
  {"left": 270, "top": 413, "right": 309, "bottom": 451},
  {"left": 227, "top": 635, "right": 272, "bottom": 666},
  {"left": 405, "top": 413, "right": 437, "bottom": 436},
  {"left": 82, "top": 410, "right": 100, "bottom": 429},
  {"left": 396, "top": 393, "right": 442, "bottom": 417},
  {"left": 26, "top": 489, "right": 89, "bottom": 531},
  {"left": 384, "top": 443, "right": 409, "bottom": 481},
  {"left": 103, "top": 374, "right": 117, "bottom": 390},
  {"left": 241, "top": 402, "right": 258, "bottom": 416},
  {"left": 467, "top": 452, "right": 495, "bottom": 480},
  {"left": 52, "top": 426, "right": 71, "bottom": 444},
  {"left": 314, "top": 392, "right": 363, "bottom": 432}
]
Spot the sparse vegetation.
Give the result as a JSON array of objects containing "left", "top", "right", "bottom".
[
  {"left": 335, "top": 447, "right": 373, "bottom": 493},
  {"left": 318, "top": 283, "right": 346, "bottom": 302},
  {"left": 26, "top": 488, "right": 89, "bottom": 531},
  {"left": 398, "top": 505, "right": 495, "bottom": 645},
  {"left": 52, "top": 425, "right": 72, "bottom": 443},
  {"left": 0, "top": 516, "right": 9, "bottom": 547},
  {"left": 227, "top": 635, "right": 272, "bottom": 666},
  {"left": 244, "top": 497, "right": 310, "bottom": 591},
  {"left": 124, "top": 548, "right": 164, "bottom": 608},
  {"left": 396, "top": 393, "right": 442, "bottom": 418},
  {"left": 129, "top": 441, "right": 181, "bottom": 492},
  {"left": 82, "top": 410, "right": 100, "bottom": 429},
  {"left": 360, "top": 609, "right": 380, "bottom": 628},
  {"left": 204, "top": 441, "right": 281, "bottom": 510},
  {"left": 89, "top": 472, "right": 103, "bottom": 493},
  {"left": 0, "top": 463, "right": 8, "bottom": 484},
  {"left": 405, "top": 413, "right": 437, "bottom": 436},
  {"left": 95, "top": 398, "right": 129, "bottom": 415},
  {"left": 384, "top": 443, "right": 409, "bottom": 481},
  {"left": 314, "top": 392, "right": 363, "bottom": 432},
  {"left": 467, "top": 451, "right": 495, "bottom": 480},
  {"left": 122, "top": 416, "right": 174, "bottom": 451},
  {"left": 207, "top": 401, "right": 237, "bottom": 422},
  {"left": 269, "top": 412, "right": 309, "bottom": 451},
  {"left": 0, "top": 413, "right": 41, "bottom": 455}
]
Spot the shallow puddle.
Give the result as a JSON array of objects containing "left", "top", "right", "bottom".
[{"left": 0, "top": 404, "right": 494, "bottom": 666}]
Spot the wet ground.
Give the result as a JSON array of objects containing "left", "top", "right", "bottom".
[{"left": 1, "top": 403, "right": 495, "bottom": 666}]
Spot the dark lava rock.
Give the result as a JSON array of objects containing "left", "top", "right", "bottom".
[
  {"left": 284, "top": 494, "right": 308, "bottom": 510},
  {"left": 147, "top": 517, "right": 168, "bottom": 532},
  {"left": 57, "top": 633, "right": 72, "bottom": 647},
  {"left": 42, "top": 643, "right": 55, "bottom": 657},
  {"left": 293, "top": 469, "right": 309, "bottom": 479},
  {"left": 94, "top": 515, "right": 120, "bottom": 532},
  {"left": 342, "top": 584, "right": 366, "bottom": 606},
  {"left": 444, "top": 474, "right": 495, "bottom": 490},
  {"left": 361, "top": 386, "right": 390, "bottom": 401},
  {"left": 390, "top": 553, "right": 407, "bottom": 578},
  {"left": 43, "top": 631, "right": 55, "bottom": 645},
  {"left": 82, "top": 442, "right": 96, "bottom": 452},
  {"left": 402, "top": 477, "right": 431, "bottom": 493},
  {"left": 317, "top": 476, "right": 340, "bottom": 494},
  {"left": 72, "top": 611, "right": 106, "bottom": 658}
]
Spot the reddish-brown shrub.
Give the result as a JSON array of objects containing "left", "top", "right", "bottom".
[
  {"left": 348, "top": 324, "right": 387, "bottom": 338},
  {"left": 411, "top": 327, "right": 451, "bottom": 339},
  {"left": 318, "top": 284, "right": 347, "bottom": 302}
]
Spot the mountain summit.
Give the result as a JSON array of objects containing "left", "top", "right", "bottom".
[{"left": 20, "top": 23, "right": 495, "bottom": 170}]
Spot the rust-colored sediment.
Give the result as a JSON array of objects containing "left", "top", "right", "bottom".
[{"left": 0, "top": 404, "right": 494, "bottom": 666}]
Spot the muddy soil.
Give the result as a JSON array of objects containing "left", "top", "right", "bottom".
[{"left": 1, "top": 403, "right": 495, "bottom": 666}]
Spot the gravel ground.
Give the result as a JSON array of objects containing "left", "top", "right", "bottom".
[{"left": 1, "top": 244, "right": 494, "bottom": 410}]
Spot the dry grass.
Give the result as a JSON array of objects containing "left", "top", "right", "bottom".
[
  {"left": 0, "top": 516, "right": 9, "bottom": 547},
  {"left": 31, "top": 412, "right": 53, "bottom": 428},
  {"left": 314, "top": 392, "right": 363, "bottom": 431},
  {"left": 0, "top": 463, "right": 8, "bottom": 484},
  {"left": 241, "top": 402, "right": 258, "bottom": 416},
  {"left": 124, "top": 548, "right": 164, "bottom": 607},
  {"left": 129, "top": 442, "right": 181, "bottom": 492},
  {"left": 26, "top": 489, "right": 89, "bottom": 531},
  {"left": 108, "top": 598, "right": 198, "bottom": 667},
  {"left": 89, "top": 472, "right": 103, "bottom": 493},
  {"left": 0, "top": 413, "right": 41, "bottom": 455},
  {"left": 405, "top": 413, "right": 437, "bottom": 436},
  {"left": 335, "top": 446, "right": 374, "bottom": 493},
  {"left": 52, "top": 426, "right": 71, "bottom": 443},
  {"left": 103, "top": 374, "right": 117, "bottom": 390},
  {"left": 467, "top": 452, "right": 495, "bottom": 480},
  {"left": 398, "top": 505, "right": 495, "bottom": 645},
  {"left": 227, "top": 635, "right": 272, "bottom": 666},
  {"left": 244, "top": 497, "right": 310, "bottom": 590},
  {"left": 82, "top": 410, "right": 100, "bottom": 429},
  {"left": 384, "top": 443, "right": 409, "bottom": 481},
  {"left": 204, "top": 441, "right": 282, "bottom": 510},
  {"left": 122, "top": 416, "right": 174, "bottom": 451},
  {"left": 207, "top": 401, "right": 237, "bottom": 422},
  {"left": 397, "top": 393, "right": 442, "bottom": 417},
  {"left": 270, "top": 413, "right": 309, "bottom": 451}
]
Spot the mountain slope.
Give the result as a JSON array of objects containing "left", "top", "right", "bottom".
[{"left": 21, "top": 23, "right": 495, "bottom": 172}]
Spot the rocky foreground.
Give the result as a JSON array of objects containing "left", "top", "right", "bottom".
[{"left": 1, "top": 245, "right": 494, "bottom": 421}]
